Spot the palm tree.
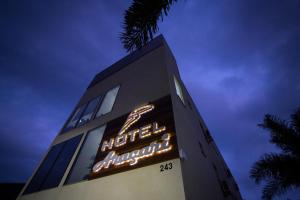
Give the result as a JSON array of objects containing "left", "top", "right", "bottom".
[
  {"left": 250, "top": 108, "right": 300, "bottom": 200},
  {"left": 120, "top": 0, "right": 178, "bottom": 52}
]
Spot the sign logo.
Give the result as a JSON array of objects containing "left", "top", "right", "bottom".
[{"left": 92, "top": 104, "right": 173, "bottom": 173}]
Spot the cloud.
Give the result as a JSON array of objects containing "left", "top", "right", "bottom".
[
  {"left": 160, "top": 0, "right": 300, "bottom": 199},
  {"left": 0, "top": 0, "right": 130, "bottom": 182},
  {"left": 0, "top": 0, "right": 299, "bottom": 199}
]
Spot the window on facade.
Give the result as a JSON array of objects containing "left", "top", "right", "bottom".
[
  {"left": 204, "top": 129, "right": 213, "bottom": 143},
  {"left": 187, "top": 100, "right": 193, "bottom": 110},
  {"left": 212, "top": 162, "right": 231, "bottom": 197},
  {"left": 226, "top": 168, "right": 233, "bottom": 178},
  {"left": 23, "top": 143, "right": 64, "bottom": 194},
  {"left": 65, "top": 125, "right": 106, "bottom": 184},
  {"left": 23, "top": 134, "right": 82, "bottom": 194},
  {"left": 220, "top": 181, "right": 231, "bottom": 197},
  {"left": 64, "top": 105, "right": 86, "bottom": 131},
  {"left": 234, "top": 182, "right": 240, "bottom": 191},
  {"left": 174, "top": 76, "right": 185, "bottom": 104},
  {"left": 77, "top": 97, "right": 102, "bottom": 126},
  {"left": 198, "top": 141, "right": 207, "bottom": 158},
  {"left": 199, "top": 121, "right": 205, "bottom": 132},
  {"left": 96, "top": 86, "right": 120, "bottom": 117}
]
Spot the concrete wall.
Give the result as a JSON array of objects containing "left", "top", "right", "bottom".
[
  {"left": 18, "top": 37, "right": 242, "bottom": 200},
  {"left": 18, "top": 43, "right": 186, "bottom": 200},
  {"left": 162, "top": 41, "right": 242, "bottom": 200},
  {"left": 55, "top": 44, "right": 171, "bottom": 145},
  {"left": 19, "top": 159, "right": 185, "bottom": 200}
]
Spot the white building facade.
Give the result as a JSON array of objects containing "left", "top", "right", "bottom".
[{"left": 18, "top": 35, "right": 242, "bottom": 200}]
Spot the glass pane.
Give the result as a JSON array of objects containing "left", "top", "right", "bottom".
[
  {"left": 65, "top": 126, "right": 106, "bottom": 184},
  {"left": 23, "top": 142, "right": 64, "bottom": 194},
  {"left": 40, "top": 134, "right": 82, "bottom": 190},
  {"left": 96, "top": 86, "right": 120, "bottom": 117},
  {"left": 174, "top": 76, "right": 185, "bottom": 104},
  {"left": 77, "top": 97, "right": 101, "bottom": 126},
  {"left": 64, "top": 105, "right": 86, "bottom": 131}
]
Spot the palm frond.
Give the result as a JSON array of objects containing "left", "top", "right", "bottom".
[
  {"left": 251, "top": 108, "right": 300, "bottom": 199},
  {"left": 250, "top": 153, "right": 299, "bottom": 184},
  {"left": 259, "top": 114, "right": 299, "bottom": 155},
  {"left": 261, "top": 179, "right": 290, "bottom": 200},
  {"left": 121, "top": 0, "right": 178, "bottom": 52},
  {"left": 291, "top": 108, "right": 300, "bottom": 135}
]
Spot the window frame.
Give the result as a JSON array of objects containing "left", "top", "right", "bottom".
[
  {"left": 76, "top": 96, "right": 104, "bottom": 128},
  {"left": 61, "top": 93, "right": 106, "bottom": 134},
  {"left": 23, "top": 134, "right": 83, "bottom": 195},
  {"left": 64, "top": 125, "right": 106, "bottom": 185},
  {"left": 173, "top": 75, "right": 185, "bottom": 105},
  {"left": 95, "top": 85, "right": 120, "bottom": 118},
  {"left": 198, "top": 141, "right": 207, "bottom": 158},
  {"left": 63, "top": 105, "right": 87, "bottom": 132}
]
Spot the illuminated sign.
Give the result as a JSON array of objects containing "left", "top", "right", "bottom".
[
  {"left": 93, "top": 104, "right": 172, "bottom": 173},
  {"left": 93, "top": 133, "right": 172, "bottom": 172},
  {"left": 90, "top": 95, "right": 178, "bottom": 178}
]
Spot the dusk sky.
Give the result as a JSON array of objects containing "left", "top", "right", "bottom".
[{"left": 0, "top": 0, "right": 300, "bottom": 199}]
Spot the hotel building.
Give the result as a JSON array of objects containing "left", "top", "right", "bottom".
[{"left": 17, "top": 35, "right": 242, "bottom": 200}]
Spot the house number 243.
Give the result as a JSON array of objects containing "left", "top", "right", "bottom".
[{"left": 160, "top": 162, "right": 173, "bottom": 172}]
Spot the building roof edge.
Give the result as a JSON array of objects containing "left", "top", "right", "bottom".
[{"left": 87, "top": 34, "right": 167, "bottom": 89}]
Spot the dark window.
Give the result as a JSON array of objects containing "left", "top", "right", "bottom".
[
  {"left": 204, "top": 129, "right": 213, "bottom": 143},
  {"left": 40, "top": 135, "right": 82, "bottom": 189},
  {"left": 226, "top": 168, "right": 233, "bottom": 178},
  {"left": 198, "top": 141, "right": 207, "bottom": 158},
  {"left": 199, "top": 121, "right": 204, "bottom": 131},
  {"left": 174, "top": 76, "right": 185, "bottom": 104},
  {"left": 212, "top": 143, "right": 222, "bottom": 158},
  {"left": 234, "top": 182, "right": 240, "bottom": 191},
  {"left": 77, "top": 97, "right": 102, "bottom": 126},
  {"left": 187, "top": 100, "right": 192, "bottom": 110},
  {"left": 220, "top": 181, "right": 231, "bottom": 197},
  {"left": 96, "top": 86, "right": 120, "bottom": 117},
  {"left": 64, "top": 105, "right": 86, "bottom": 131},
  {"left": 212, "top": 162, "right": 231, "bottom": 197},
  {"left": 65, "top": 126, "right": 106, "bottom": 184},
  {"left": 212, "top": 163, "right": 217, "bottom": 171},
  {"left": 23, "top": 135, "right": 82, "bottom": 194},
  {"left": 199, "top": 121, "right": 206, "bottom": 136},
  {"left": 23, "top": 143, "right": 64, "bottom": 194}
]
